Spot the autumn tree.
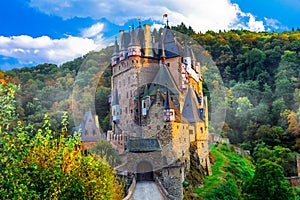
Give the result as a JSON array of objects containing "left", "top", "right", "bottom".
[{"left": 0, "top": 84, "right": 123, "bottom": 199}]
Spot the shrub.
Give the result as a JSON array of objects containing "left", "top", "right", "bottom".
[{"left": 0, "top": 83, "right": 123, "bottom": 199}]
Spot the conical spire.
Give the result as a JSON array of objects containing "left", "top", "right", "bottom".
[
  {"left": 164, "top": 89, "right": 170, "bottom": 109},
  {"left": 151, "top": 63, "right": 180, "bottom": 95},
  {"left": 190, "top": 48, "right": 196, "bottom": 67},
  {"left": 112, "top": 37, "right": 119, "bottom": 57},
  {"left": 163, "top": 89, "right": 175, "bottom": 122},
  {"left": 129, "top": 28, "right": 138, "bottom": 47},
  {"left": 143, "top": 85, "right": 149, "bottom": 97},
  {"left": 182, "top": 87, "right": 202, "bottom": 123}
]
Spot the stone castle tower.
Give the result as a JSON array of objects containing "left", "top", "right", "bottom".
[{"left": 107, "top": 21, "right": 211, "bottom": 199}]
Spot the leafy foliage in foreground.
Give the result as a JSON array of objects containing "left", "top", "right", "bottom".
[{"left": 0, "top": 83, "right": 123, "bottom": 199}]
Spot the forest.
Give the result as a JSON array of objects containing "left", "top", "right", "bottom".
[{"left": 1, "top": 23, "right": 300, "bottom": 198}]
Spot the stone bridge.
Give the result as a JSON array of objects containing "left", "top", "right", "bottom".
[{"left": 123, "top": 176, "right": 177, "bottom": 200}]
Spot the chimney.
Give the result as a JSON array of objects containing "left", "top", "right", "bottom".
[
  {"left": 143, "top": 24, "right": 153, "bottom": 57},
  {"left": 119, "top": 30, "right": 124, "bottom": 50}
]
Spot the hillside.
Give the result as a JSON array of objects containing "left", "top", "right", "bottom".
[{"left": 195, "top": 143, "right": 254, "bottom": 199}]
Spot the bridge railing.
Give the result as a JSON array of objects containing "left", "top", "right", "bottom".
[
  {"left": 123, "top": 176, "right": 136, "bottom": 200},
  {"left": 155, "top": 177, "right": 178, "bottom": 200}
]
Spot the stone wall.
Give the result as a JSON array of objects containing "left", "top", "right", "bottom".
[{"left": 162, "top": 164, "right": 184, "bottom": 199}]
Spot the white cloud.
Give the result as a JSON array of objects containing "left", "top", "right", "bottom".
[
  {"left": 29, "top": 0, "right": 267, "bottom": 32},
  {"left": 247, "top": 14, "right": 265, "bottom": 32},
  {"left": 0, "top": 35, "right": 98, "bottom": 66},
  {"left": 82, "top": 22, "right": 104, "bottom": 38},
  {"left": 264, "top": 17, "right": 288, "bottom": 31}
]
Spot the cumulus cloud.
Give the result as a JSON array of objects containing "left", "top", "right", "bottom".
[
  {"left": 82, "top": 22, "right": 104, "bottom": 38},
  {"left": 29, "top": 0, "right": 266, "bottom": 32},
  {"left": 0, "top": 35, "right": 97, "bottom": 66}
]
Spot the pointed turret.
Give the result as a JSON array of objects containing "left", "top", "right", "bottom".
[
  {"left": 183, "top": 44, "right": 192, "bottom": 74},
  {"left": 119, "top": 30, "right": 129, "bottom": 61},
  {"left": 112, "top": 88, "right": 120, "bottom": 123},
  {"left": 150, "top": 62, "right": 180, "bottom": 95},
  {"left": 160, "top": 39, "right": 166, "bottom": 65},
  {"left": 190, "top": 48, "right": 196, "bottom": 68},
  {"left": 128, "top": 27, "right": 141, "bottom": 57},
  {"left": 111, "top": 38, "right": 119, "bottom": 66},
  {"left": 163, "top": 89, "right": 175, "bottom": 122},
  {"left": 182, "top": 87, "right": 202, "bottom": 123},
  {"left": 159, "top": 27, "right": 181, "bottom": 58}
]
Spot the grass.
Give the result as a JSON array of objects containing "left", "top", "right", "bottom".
[
  {"left": 194, "top": 143, "right": 254, "bottom": 198},
  {"left": 194, "top": 145, "right": 229, "bottom": 194}
]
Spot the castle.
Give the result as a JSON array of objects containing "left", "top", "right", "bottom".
[{"left": 106, "top": 20, "right": 211, "bottom": 199}]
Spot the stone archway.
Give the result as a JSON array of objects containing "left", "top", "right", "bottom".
[{"left": 136, "top": 160, "right": 154, "bottom": 182}]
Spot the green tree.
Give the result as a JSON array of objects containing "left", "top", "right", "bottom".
[
  {"left": 89, "top": 139, "right": 121, "bottom": 167},
  {"left": 243, "top": 159, "right": 295, "bottom": 200}
]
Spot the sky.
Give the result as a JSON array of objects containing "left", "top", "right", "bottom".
[{"left": 0, "top": 0, "right": 299, "bottom": 70}]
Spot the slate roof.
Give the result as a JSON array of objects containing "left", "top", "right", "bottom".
[
  {"left": 182, "top": 87, "right": 203, "bottom": 123},
  {"left": 159, "top": 28, "right": 182, "bottom": 58},
  {"left": 127, "top": 138, "right": 161, "bottom": 152},
  {"left": 150, "top": 64, "right": 180, "bottom": 95},
  {"left": 71, "top": 111, "right": 101, "bottom": 142},
  {"left": 112, "top": 38, "right": 119, "bottom": 56}
]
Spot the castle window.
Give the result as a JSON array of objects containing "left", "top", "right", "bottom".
[
  {"left": 200, "top": 127, "right": 203, "bottom": 134},
  {"left": 126, "top": 92, "right": 128, "bottom": 98},
  {"left": 130, "top": 109, "right": 133, "bottom": 114},
  {"left": 130, "top": 90, "right": 132, "bottom": 97},
  {"left": 189, "top": 130, "right": 193, "bottom": 135},
  {"left": 119, "top": 66, "right": 120, "bottom": 70},
  {"left": 202, "top": 143, "right": 204, "bottom": 148},
  {"left": 167, "top": 63, "right": 170, "bottom": 67},
  {"left": 132, "top": 60, "right": 134, "bottom": 63},
  {"left": 128, "top": 76, "right": 130, "bottom": 84},
  {"left": 125, "top": 107, "right": 128, "bottom": 114},
  {"left": 184, "top": 138, "right": 186, "bottom": 142}
]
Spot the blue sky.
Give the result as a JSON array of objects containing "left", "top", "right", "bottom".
[{"left": 0, "top": 0, "right": 299, "bottom": 70}]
